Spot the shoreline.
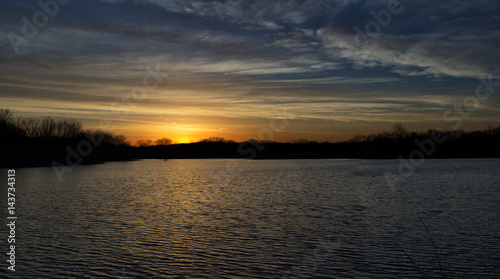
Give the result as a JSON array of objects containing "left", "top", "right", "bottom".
[{"left": 3, "top": 156, "right": 500, "bottom": 170}]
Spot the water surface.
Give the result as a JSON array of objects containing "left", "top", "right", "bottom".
[{"left": 3, "top": 159, "right": 500, "bottom": 278}]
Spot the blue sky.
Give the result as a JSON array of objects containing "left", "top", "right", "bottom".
[{"left": 1, "top": 0, "right": 499, "bottom": 142}]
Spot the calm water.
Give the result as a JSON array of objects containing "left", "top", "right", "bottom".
[{"left": 2, "top": 159, "right": 500, "bottom": 278}]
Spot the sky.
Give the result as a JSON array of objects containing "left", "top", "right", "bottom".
[{"left": 0, "top": 0, "right": 499, "bottom": 143}]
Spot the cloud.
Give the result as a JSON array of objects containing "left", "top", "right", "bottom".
[
  {"left": 317, "top": 24, "right": 499, "bottom": 78},
  {"left": 140, "top": 0, "right": 353, "bottom": 30},
  {"left": 0, "top": 0, "right": 499, "bottom": 141}
]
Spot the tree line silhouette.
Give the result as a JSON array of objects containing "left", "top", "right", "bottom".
[{"left": 1, "top": 108, "right": 499, "bottom": 168}]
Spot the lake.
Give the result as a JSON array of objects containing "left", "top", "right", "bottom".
[{"left": 3, "top": 159, "right": 500, "bottom": 278}]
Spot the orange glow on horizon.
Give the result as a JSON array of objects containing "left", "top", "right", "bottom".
[
  {"left": 109, "top": 122, "right": 364, "bottom": 145},
  {"left": 175, "top": 137, "right": 194, "bottom": 144}
]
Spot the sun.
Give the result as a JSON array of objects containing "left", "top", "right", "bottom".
[{"left": 176, "top": 138, "right": 192, "bottom": 144}]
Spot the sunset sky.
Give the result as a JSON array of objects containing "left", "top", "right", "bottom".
[{"left": 1, "top": 0, "right": 499, "bottom": 143}]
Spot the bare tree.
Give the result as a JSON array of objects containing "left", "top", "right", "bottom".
[
  {"left": 291, "top": 139, "right": 311, "bottom": 144},
  {"left": 0, "top": 108, "right": 20, "bottom": 137},
  {"left": 200, "top": 137, "right": 228, "bottom": 143},
  {"left": 110, "top": 134, "right": 130, "bottom": 146},
  {"left": 136, "top": 139, "right": 153, "bottom": 147},
  {"left": 39, "top": 117, "right": 57, "bottom": 138},
  {"left": 15, "top": 117, "right": 36, "bottom": 137},
  {"left": 155, "top": 138, "right": 173, "bottom": 146},
  {"left": 57, "top": 119, "right": 82, "bottom": 139},
  {"left": 390, "top": 123, "right": 408, "bottom": 141},
  {"left": 0, "top": 108, "right": 13, "bottom": 125}
]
